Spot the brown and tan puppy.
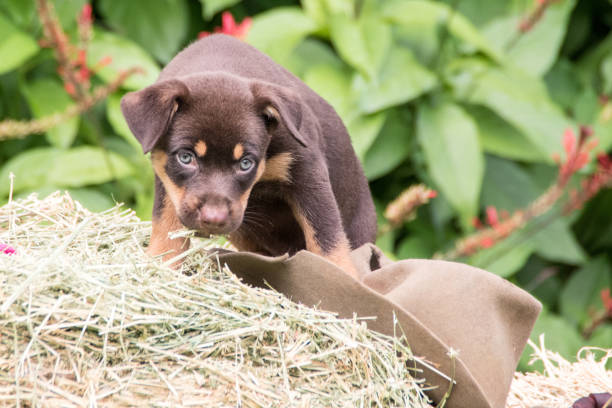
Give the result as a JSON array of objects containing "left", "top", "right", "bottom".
[{"left": 121, "top": 34, "right": 376, "bottom": 278}]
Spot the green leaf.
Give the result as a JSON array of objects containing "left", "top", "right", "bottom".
[
  {"left": 482, "top": 0, "right": 576, "bottom": 76},
  {"left": 531, "top": 220, "right": 585, "bottom": 265},
  {"left": 52, "top": 0, "right": 87, "bottom": 29},
  {"left": 303, "top": 64, "right": 354, "bottom": 121},
  {"left": 481, "top": 156, "right": 585, "bottom": 264},
  {"left": 481, "top": 155, "right": 537, "bottom": 209},
  {"left": 106, "top": 92, "right": 141, "bottom": 150},
  {"left": 346, "top": 112, "right": 387, "bottom": 161},
  {"left": 466, "top": 105, "right": 548, "bottom": 162},
  {"left": 601, "top": 54, "right": 612, "bottom": 95},
  {"left": 20, "top": 78, "right": 78, "bottom": 148},
  {"left": 247, "top": 7, "right": 317, "bottom": 66},
  {"left": 48, "top": 147, "right": 133, "bottom": 187},
  {"left": 448, "top": 58, "right": 573, "bottom": 158},
  {"left": 0, "top": 147, "right": 133, "bottom": 196},
  {"left": 0, "top": 148, "right": 60, "bottom": 197},
  {"left": 200, "top": 0, "right": 241, "bottom": 20},
  {"left": 437, "top": 0, "right": 509, "bottom": 28},
  {"left": 544, "top": 59, "right": 584, "bottom": 114},
  {"left": 515, "top": 256, "right": 563, "bottom": 308},
  {"left": 519, "top": 309, "right": 583, "bottom": 371},
  {"left": 0, "top": 12, "right": 39, "bottom": 75},
  {"left": 328, "top": 13, "right": 392, "bottom": 79},
  {"left": 482, "top": 156, "right": 585, "bottom": 264},
  {"left": 575, "top": 31, "right": 612, "bottom": 85},
  {"left": 382, "top": 0, "right": 503, "bottom": 62},
  {"left": 353, "top": 46, "right": 437, "bottom": 114},
  {"left": 0, "top": 0, "right": 86, "bottom": 32},
  {"left": 98, "top": 0, "right": 189, "bottom": 64},
  {"left": 363, "top": 109, "right": 411, "bottom": 180},
  {"left": 374, "top": 198, "right": 396, "bottom": 257},
  {"left": 589, "top": 324, "right": 612, "bottom": 349},
  {"left": 560, "top": 257, "right": 612, "bottom": 329},
  {"left": 0, "top": 0, "right": 36, "bottom": 30},
  {"left": 574, "top": 190, "right": 612, "bottom": 252},
  {"left": 87, "top": 28, "right": 160, "bottom": 90},
  {"left": 64, "top": 188, "right": 115, "bottom": 212},
  {"left": 301, "top": 0, "right": 328, "bottom": 34},
  {"left": 287, "top": 38, "right": 344, "bottom": 78},
  {"left": 417, "top": 102, "right": 483, "bottom": 227},
  {"left": 397, "top": 236, "right": 433, "bottom": 259},
  {"left": 469, "top": 241, "right": 534, "bottom": 278}
]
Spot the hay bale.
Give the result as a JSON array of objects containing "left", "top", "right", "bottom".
[
  {"left": 1, "top": 192, "right": 610, "bottom": 407},
  {"left": 0, "top": 192, "right": 431, "bottom": 407},
  {"left": 508, "top": 337, "right": 612, "bottom": 408}
]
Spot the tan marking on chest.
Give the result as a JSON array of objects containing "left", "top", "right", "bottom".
[
  {"left": 260, "top": 152, "right": 293, "bottom": 183},
  {"left": 194, "top": 141, "right": 207, "bottom": 157},
  {"left": 233, "top": 143, "right": 244, "bottom": 160}
]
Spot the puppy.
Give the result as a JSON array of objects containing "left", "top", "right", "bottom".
[{"left": 121, "top": 34, "right": 377, "bottom": 278}]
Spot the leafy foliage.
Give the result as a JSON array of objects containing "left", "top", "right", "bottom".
[{"left": 0, "top": 0, "right": 611, "bottom": 370}]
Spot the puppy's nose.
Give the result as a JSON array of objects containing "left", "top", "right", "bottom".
[{"left": 200, "top": 205, "right": 229, "bottom": 226}]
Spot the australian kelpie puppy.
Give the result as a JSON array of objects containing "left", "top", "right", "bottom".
[{"left": 121, "top": 34, "right": 376, "bottom": 278}]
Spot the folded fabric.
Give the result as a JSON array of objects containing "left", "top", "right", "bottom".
[{"left": 215, "top": 243, "right": 541, "bottom": 408}]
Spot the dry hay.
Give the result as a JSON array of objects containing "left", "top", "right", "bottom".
[
  {"left": 508, "top": 337, "right": 612, "bottom": 408},
  {"left": 1, "top": 192, "right": 610, "bottom": 407},
  {"left": 0, "top": 192, "right": 432, "bottom": 407}
]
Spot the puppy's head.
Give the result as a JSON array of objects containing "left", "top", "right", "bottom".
[{"left": 121, "top": 74, "right": 316, "bottom": 236}]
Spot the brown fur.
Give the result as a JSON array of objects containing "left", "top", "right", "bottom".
[{"left": 121, "top": 34, "right": 377, "bottom": 277}]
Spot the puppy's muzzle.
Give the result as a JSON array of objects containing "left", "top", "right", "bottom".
[{"left": 198, "top": 205, "right": 229, "bottom": 227}]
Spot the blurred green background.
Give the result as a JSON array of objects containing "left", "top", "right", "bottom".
[{"left": 0, "top": 0, "right": 611, "bottom": 370}]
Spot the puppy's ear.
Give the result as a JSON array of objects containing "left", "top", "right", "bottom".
[
  {"left": 121, "top": 79, "right": 190, "bottom": 153},
  {"left": 251, "top": 82, "right": 318, "bottom": 147}
]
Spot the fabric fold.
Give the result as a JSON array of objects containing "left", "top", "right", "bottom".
[{"left": 214, "top": 244, "right": 541, "bottom": 408}]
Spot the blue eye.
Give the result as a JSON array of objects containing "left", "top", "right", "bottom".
[
  {"left": 239, "top": 157, "right": 254, "bottom": 171},
  {"left": 177, "top": 150, "right": 194, "bottom": 165}
]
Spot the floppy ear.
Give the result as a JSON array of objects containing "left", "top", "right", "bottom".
[
  {"left": 121, "top": 79, "right": 190, "bottom": 153},
  {"left": 251, "top": 82, "right": 319, "bottom": 147}
]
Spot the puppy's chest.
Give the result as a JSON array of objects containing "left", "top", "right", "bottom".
[{"left": 236, "top": 186, "right": 306, "bottom": 256}]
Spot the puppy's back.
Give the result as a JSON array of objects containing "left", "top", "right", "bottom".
[{"left": 159, "top": 34, "right": 297, "bottom": 87}]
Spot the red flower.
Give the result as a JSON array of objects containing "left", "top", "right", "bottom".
[
  {"left": 0, "top": 243, "right": 15, "bottom": 255},
  {"left": 97, "top": 55, "right": 113, "bottom": 67},
  {"left": 601, "top": 288, "right": 612, "bottom": 314},
  {"left": 199, "top": 12, "right": 252, "bottom": 40},
  {"left": 563, "top": 128, "right": 576, "bottom": 156},
  {"left": 480, "top": 237, "right": 495, "bottom": 248},
  {"left": 574, "top": 152, "right": 590, "bottom": 172},
  {"left": 486, "top": 206, "right": 499, "bottom": 227},
  {"left": 597, "top": 153, "right": 612, "bottom": 171},
  {"left": 427, "top": 190, "right": 437, "bottom": 199},
  {"left": 79, "top": 3, "right": 92, "bottom": 25},
  {"left": 64, "top": 82, "right": 76, "bottom": 96}
]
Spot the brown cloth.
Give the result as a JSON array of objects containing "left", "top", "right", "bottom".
[{"left": 215, "top": 244, "right": 542, "bottom": 408}]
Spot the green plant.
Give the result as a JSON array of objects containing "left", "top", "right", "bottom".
[{"left": 0, "top": 0, "right": 610, "bottom": 369}]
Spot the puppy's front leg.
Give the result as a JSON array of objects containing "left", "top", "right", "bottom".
[
  {"left": 148, "top": 185, "right": 190, "bottom": 266},
  {"left": 287, "top": 178, "right": 359, "bottom": 280}
]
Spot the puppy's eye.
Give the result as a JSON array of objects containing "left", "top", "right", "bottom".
[
  {"left": 239, "top": 157, "right": 254, "bottom": 171},
  {"left": 177, "top": 150, "right": 195, "bottom": 165}
]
